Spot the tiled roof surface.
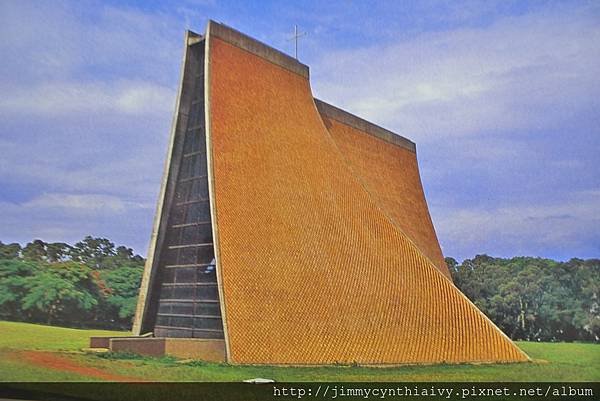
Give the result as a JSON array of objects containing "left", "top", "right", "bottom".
[
  {"left": 322, "top": 116, "right": 450, "bottom": 279},
  {"left": 208, "top": 36, "right": 528, "bottom": 364}
]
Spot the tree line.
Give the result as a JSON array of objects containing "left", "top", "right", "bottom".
[
  {"left": 0, "top": 237, "right": 144, "bottom": 329},
  {"left": 1, "top": 237, "right": 598, "bottom": 341},
  {"left": 447, "top": 255, "right": 599, "bottom": 342}
]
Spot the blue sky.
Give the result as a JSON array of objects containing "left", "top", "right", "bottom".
[{"left": 1, "top": 0, "right": 598, "bottom": 261}]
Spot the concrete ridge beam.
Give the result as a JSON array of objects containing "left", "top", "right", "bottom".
[
  {"left": 206, "top": 20, "right": 309, "bottom": 79},
  {"left": 315, "top": 98, "right": 416, "bottom": 153}
]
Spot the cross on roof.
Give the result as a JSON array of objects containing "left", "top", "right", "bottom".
[{"left": 288, "top": 25, "right": 306, "bottom": 60}]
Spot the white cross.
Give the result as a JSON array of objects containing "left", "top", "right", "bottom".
[{"left": 288, "top": 25, "right": 306, "bottom": 60}]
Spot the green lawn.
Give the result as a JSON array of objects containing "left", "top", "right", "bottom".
[
  {"left": 0, "top": 320, "right": 598, "bottom": 382},
  {"left": 0, "top": 321, "right": 129, "bottom": 381},
  {"left": 0, "top": 320, "right": 129, "bottom": 351}
]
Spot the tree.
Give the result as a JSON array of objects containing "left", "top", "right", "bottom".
[
  {"left": 0, "top": 259, "right": 38, "bottom": 319},
  {"left": 450, "top": 255, "right": 600, "bottom": 342},
  {"left": 0, "top": 236, "right": 146, "bottom": 329},
  {"left": 21, "top": 262, "right": 97, "bottom": 325},
  {"left": 69, "top": 236, "right": 116, "bottom": 269},
  {"left": 572, "top": 259, "right": 600, "bottom": 341},
  {"left": 0, "top": 241, "right": 21, "bottom": 259},
  {"left": 445, "top": 257, "right": 459, "bottom": 274},
  {"left": 46, "top": 242, "right": 72, "bottom": 263},
  {"left": 100, "top": 266, "right": 144, "bottom": 323},
  {"left": 22, "top": 239, "right": 47, "bottom": 262},
  {"left": 100, "top": 245, "right": 145, "bottom": 270}
]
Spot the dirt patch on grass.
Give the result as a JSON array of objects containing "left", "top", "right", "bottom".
[{"left": 13, "top": 350, "right": 147, "bottom": 382}]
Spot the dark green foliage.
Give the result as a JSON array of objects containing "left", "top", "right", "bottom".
[
  {"left": 21, "top": 262, "right": 98, "bottom": 324},
  {"left": 0, "top": 241, "right": 22, "bottom": 259},
  {"left": 97, "top": 351, "right": 179, "bottom": 364},
  {"left": 448, "top": 255, "right": 600, "bottom": 342},
  {"left": 0, "top": 235, "right": 597, "bottom": 340},
  {"left": 46, "top": 242, "right": 72, "bottom": 263},
  {"left": 0, "top": 236, "right": 144, "bottom": 330},
  {"left": 70, "top": 236, "right": 117, "bottom": 269},
  {"left": 22, "top": 239, "right": 48, "bottom": 261},
  {"left": 100, "top": 265, "right": 144, "bottom": 323},
  {"left": 69, "top": 236, "right": 144, "bottom": 270},
  {"left": 0, "top": 259, "right": 39, "bottom": 319}
]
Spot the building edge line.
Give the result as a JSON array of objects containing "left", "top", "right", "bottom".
[
  {"left": 412, "top": 154, "right": 451, "bottom": 276},
  {"left": 136, "top": 22, "right": 528, "bottom": 364},
  {"left": 207, "top": 20, "right": 309, "bottom": 79},
  {"left": 204, "top": 22, "right": 233, "bottom": 363},
  {"left": 132, "top": 30, "right": 199, "bottom": 335},
  {"left": 314, "top": 98, "right": 416, "bottom": 153},
  {"left": 308, "top": 94, "right": 449, "bottom": 282},
  {"left": 308, "top": 86, "right": 528, "bottom": 361},
  {"left": 317, "top": 98, "right": 449, "bottom": 278}
]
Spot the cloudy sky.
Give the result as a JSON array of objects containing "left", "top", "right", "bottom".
[{"left": 1, "top": 0, "right": 598, "bottom": 261}]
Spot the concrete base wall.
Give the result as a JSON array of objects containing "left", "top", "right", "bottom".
[
  {"left": 110, "top": 338, "right": 166, "bottom": 357},
  {"left": 164, "top": 338, "right": 226, "bottom": 361},
  {"left": 90, "top": 336, "right": 144, "bottom": 348},
  {"left": 90, "top": 336, "right": 111, "bottom": 348},
  {"left": 91, "top": 336, "right": 226, "bottom": 362}
]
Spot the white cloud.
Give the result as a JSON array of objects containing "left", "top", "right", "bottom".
[
  {"left": 116, "top": 84, "right": 175, "bottom": 114},
  {"left": 0, "top": 1, "right": 184, "bottom": 117},
  {"left": 0, "top": 193, "right": 154, "bottom": 251},
  {"left": 0, "top": 1, "right": 183, "bottom": 83},
  {"left": 0, "top": 2, "right": 179, "bottom": 211},
  {"left": 0, "top": 0, "right": 597, "bottom": 261},
  {"left": 0, "top": 81, "right": 174, "bottom": 116},
  {"left": 433, "top": 190, "right": 600, "bottom": 259},
  {"left": 313, "top": 3, "right": 600, "bottom": 141},
  {"left": 0, "top": 132, "right": 168, "bottom": 202},
  {"left": 22, "top": 193, "right": 149, "bottom": 214}
]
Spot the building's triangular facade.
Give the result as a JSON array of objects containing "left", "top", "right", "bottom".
[{"left": 129, "top": 21, "right": 529, "bottom": 365}]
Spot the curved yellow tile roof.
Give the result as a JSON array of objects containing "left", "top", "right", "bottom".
[
  {"left": 321, "top": 115, "right": 450, "bottom": 279},
  {"left": 207, "top": 34, "right": 528, "bottom": 365}
]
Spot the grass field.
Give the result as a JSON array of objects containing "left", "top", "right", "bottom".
[{"left": 0, "top": 320, "right": 598, "bottom": 382}]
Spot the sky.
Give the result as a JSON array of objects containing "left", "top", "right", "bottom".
[{"left": 1, "top": 0, "right": 598, "bottom": 262}]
